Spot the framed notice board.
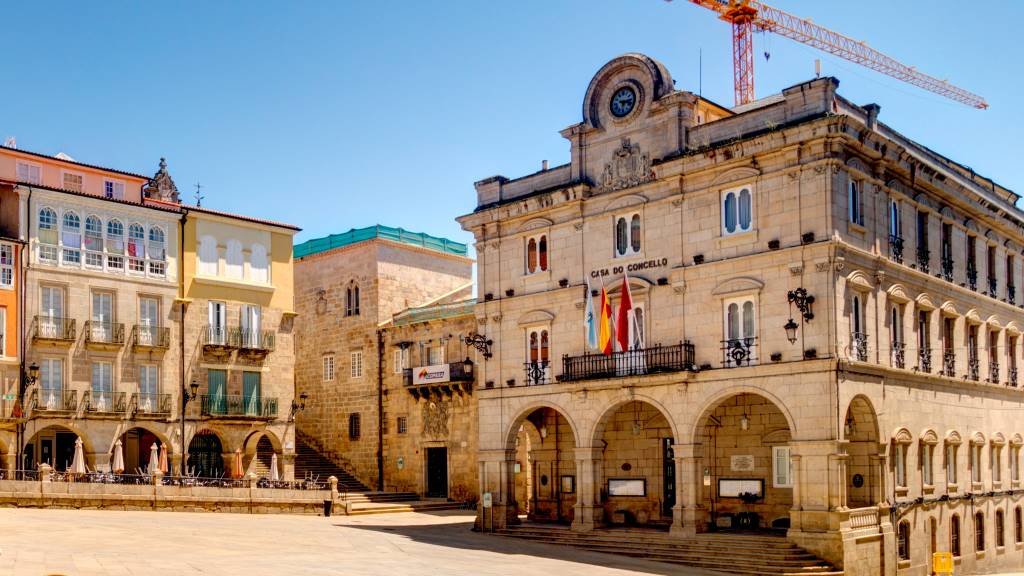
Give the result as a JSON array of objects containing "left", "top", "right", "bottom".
[{"left": 718, "top": 478, "right": 764, "bottom": 498}]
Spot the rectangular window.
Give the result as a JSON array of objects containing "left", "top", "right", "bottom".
[
  {"left": 207, "top": 369, "right": 227, "bottom": 414},
  {"left": 139, "top": 365, "right": 159, "bottom": 396},
  {"left": 104, "top": 180, "right": 125, "bottom": 199},
  {"left": 922, "top": 443, "right": 934, "bottom": 486},
  {"left": 39, "top": 245, "right": 58, "bottom": 265},
  {"left": 40, "top": 358, "right": 63, "bottom": 395},
  {"left": 972, "top": 444, "right": 982, "bottom": 484},
  {"left": 62, "top": 248, "right": 81, "bottom": 265},
  {"left": 16, "top": 161, "right": 42, "bottom": 185},
  {"left": 91, "top": 291, "right": 114, "bottom": 343},
  {"left": 722, "top": 186, "right": 754, "bottom": 236},
  {"left": 772, "top": 446, "right": 792, "bottom": 488},
  {"left": 348, "top": 413, "right": 361, "bottom": 439},
  {"left": 723, "top": 296, "right": 757, "bottom": 367},
  {"left": 107, "top": 255, "right": 124, "bottom": 271},
  {"left": 350, "top": 351, "right": 363, "bottom": 379},
  {"left": 208, "top": 301, "right": 227, "bottom": 344},
  {"left": 397, "top": 416, "right": 408, "bottom": 435},
  {"left": 524, "top": 233, "right": 549, "bottom": 274},
  {"left": 895, "top": 443, "right": 907, "bottom": 488},
  {"left": 947, "top": 444, "right": 958, "bottom": 485},
  {"left": 148, "top": 261, "right": 165, "bottom": 276},
  {"left": 62, "top": 172, "right": 83, "bottom": 192},
  {"left": 1012, "top": 447, "right": 1020, "bottom": 482},
  {"left": 40, "top": 286, "right": 64, "bottom": 339},
  {"left": 91, "top": 361, "right": 113, "bottom": 393},
  {"left": 393, "top": 349, "right": 407, "bottom": 374},
  {"left": 848, "top": 180, "right": 863, "bottom": 226},
  {"left": 242, "top": 372, "right": 261, "bottom": 416},
  {"left": 128, "top": 258, "right": 145, "bottom": 273},
  {"left": 323, "top": 355, "right": 335, "bottom": 382},
  {"left": 85, "top": 252, "right": 103, "bottom": 268},
  {"left": 428, "top": 345, "right": 445, "bottom": 366},
  {"left": 993, "top": 446, "right": 1002, "bottom": 483},
  {"left": 0, "top": 243, "right": 13, "bottom": 288},
  {"left": 614, "top": 212, "right": 643, "bottom": 257}
]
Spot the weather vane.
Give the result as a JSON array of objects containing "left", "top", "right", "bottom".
[{"left": 194, "top": 182, "right": 204, "bottom": 207}]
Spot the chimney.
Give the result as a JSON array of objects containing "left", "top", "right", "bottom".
[
  {"left": 541, "top": 160, "right": 548, "bottom": 171},
  {"left": 864, "top": 103, "right": 881, "bottom": 130}
]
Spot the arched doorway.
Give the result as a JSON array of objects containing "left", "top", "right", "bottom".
[
  {"left": 117, "top": 427, "right": 168, "bottom": 475},
  {"left": 242, "top": 431, "right": 280, "bottom": 478},
  {"left": 23, "top": 425, "right": 86, "bottom": 472},
  {"left": 592, "top": 400, "right": 676, "bottom": 527},
  {"left": 844, "top": 395, "right": 881, "bottom": 507},
  {"left": 697, "top": 393, "right": 793, "bottom": 531},
  {"left": 187, "top": 430, "right": 224, "bottom": 478},
  {"left": 508, "top": 406, "right": 578, "bottom": 524}
]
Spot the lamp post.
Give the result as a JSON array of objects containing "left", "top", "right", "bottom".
[
  {"left": 180, "top": 379, "right": 199, "bottom": 476},
  {"left": 15, "top": 362, "right": 39, "bottom": 474},
  {"left": 289, "top": 391, "right": 308, "bottom": 421}
]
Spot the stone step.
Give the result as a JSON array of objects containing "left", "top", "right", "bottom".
[
  {"left": 347, "top": 501, "right": 467, "bottom": 515},
  {"left": 341, "top": 492, "right": 419, "bottom": 503},
  {"left": 502, "top": 527, "right": 803, "bottom": 552}
]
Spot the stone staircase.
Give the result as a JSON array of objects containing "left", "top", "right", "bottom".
[
  {"left": 494, "top": 525, "right": 841, "bottom": 576},
  {"left": 345, "top": 498, "right": 471, "bottom": 515},
  {"left": 293, "top": 437, "right": 367, "bottom": 492}
]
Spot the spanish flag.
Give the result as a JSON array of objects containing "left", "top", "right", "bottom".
[{"left": 598, "top": 285, "right": 614, "bottom": 356}]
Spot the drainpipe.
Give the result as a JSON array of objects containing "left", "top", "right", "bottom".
[
  {"left": 376, "top": 328, "right": 385, "bottom": 491},
  {"left": 16, "top": 186, "right": 32, "bottom": 473},
  {"left": 179, "top": 209, "right": 188, "bottom": 476}
]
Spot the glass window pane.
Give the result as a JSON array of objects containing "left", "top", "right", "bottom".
[
  {"left": 630, "top": 214, "right": 641, "bottom": 253},
  {"left": 527, "top": 238, "right": 537, "bottom": 273},
  {"left": 738, "top": 189, "right": 751, "bottom": 230},
  {"left": 616, "top": 218, "right": 627, "bottom": 255},
  {"left": 727, "top": 303, "right": 739, "bottom": 340},
  {"left": 538, "top": 235, "right": 548, "bottom": 271},
  {"left": 742, "top": 301, "right": 754, "bottom": 338},
  {"left": 724, "top": 193, "right": 736, "bottom": 233}
]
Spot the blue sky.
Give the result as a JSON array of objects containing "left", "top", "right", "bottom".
[{"left": 3, "top": 1, "right": 1018, "bottom": 247}]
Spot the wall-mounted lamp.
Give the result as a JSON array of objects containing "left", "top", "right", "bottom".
[
  {"left": 784, "top": 318, "right": 799, "bottom": 344},
  {"left": 539, "top": 424, "right": 548, "bottom": 439},
  {"left": 290, "top": 391, "right": 309, "bottom": 421}
]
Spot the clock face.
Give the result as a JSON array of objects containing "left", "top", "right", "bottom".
[{"left": 610, "top": 86, "right": 637, "bottom": 118}]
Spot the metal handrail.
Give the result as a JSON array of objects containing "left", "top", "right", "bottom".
[
  {"left": 32, "top": 387, "right": 77, "bottom": 412},
  {"left": 84, "top": 390, "right": 126, "bottom": 413},
  {"left": 33, "top": 316, "right": 76, "bottom": 341},
  {"left": 561, "top": 342, "right": 695, "bottom": 382},
  {"left": 85, "top": 321, "right": 125, "bottom": 345},
  {"left": 200, "top": 394, "right": 278, "bottom": 418},
  {"left": 721, "top": 337, "right": 756, "bottom": 367},
  {"left": 130, "top": 392, "right": 172, "bottom": 415},
  {"left": 132, "top": 325, "right": 170, "bottom": 348}
]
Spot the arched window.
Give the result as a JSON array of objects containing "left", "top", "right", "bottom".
[
  {"left": 38, "top": 208, "right": 57, "bottom": 234},
  {"left": 630, "top": 214, "right": 641, "bottom": 253},
  {"left": 106, "top": 220, "right": 124, "bottom": 253},
  {"left": 225, "top": 239, "right": 243, "bottom": 279},
  {"left": 951, "top": 515, "right": 961, "bottom": 557},
  {"left": 852, "top": 295, "right": 862, "bottom": 334},
  {"left": 526, "top": 237, "right": 537, "bottom": 273},
  {"left": 996, "top": 509, "right": 1005, "bottom": 548},
  {"left": 345, "top": 283, "right": 360, "bottom": 317},
  {"left": 128, "top": 224, "right": 145, "bottom": 257},
  {"left": 538, "top": 235, "right": 548, "bottom": 271},
  {"left": 722, "top": 187, "right": 754, "bottom": 235},
  {"left": 525, "top": 234, "right": 548, "bottom": 275},
  {"left": 525, "top": 327, "right": 550, "bottom": 385},
  {"left": 250, "top": 243, "right": 268, "bottom": 283},
  {"left": 62, "top": 211, "right": 81, "bottom": 248},
  {"left": 615, "top": 217, "right": 628, "bottom": 256},
  {"left": 897, "top": 520, "right": 910, "bottom": 560},
  {"left": 975, "top": 512, "right": 985, "bottom": 552},
  {"left": 199, "top": 236, "right": 218, "bottom": 276},
  {"left": 84, "top": 216, "right": 103, "bottom": 267},
  {"left": 148, "top": 227, "right": 166, "bottom": 261},
  {"left": 37, "top": 208, "right": 58, "bottom": 263}
]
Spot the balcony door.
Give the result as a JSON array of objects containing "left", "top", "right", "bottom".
[
  {"left": 40, "top": 286, "right": 64, "bottom": 338},
  {"left": 91, "top": 361, "right": 113, "bottom": 410},
  {"left": 208, "top": 301, "right": 226, "bottom": 344},
  {"left": 242, "top": 372, "right": 261, "bottom": 416},
  {"left": 139, "top": 365, "right": 159, "bottom": 412},
  {"left": 139, "top": 297, "right": 159, "bottom": 346},
  {"left": 208, "top": 369, "right": 227, "bottom": 414},
  {"left": 526, "top": 327, "right": 550, "bottom": 385},
  {"left": 40, "top": 358, "right": 63, "bottom": 409},
  {"left": 91, "top": 292, "right": 114, "bottom": 342},
  {"left": 240, "top": 304, "right": 261, "bottom": 348}
]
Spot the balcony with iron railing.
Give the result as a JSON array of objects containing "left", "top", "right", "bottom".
[
  {"left": 402, "top": 361, "right": 474, "bottom": 388},
  {"left": 852, "top": 333, "right": 869, "bottom": 362},
  {"left": 722, "top": 338, "right": 757, "bottom": 368},
  {"left": 202, "top": 325, "right": 235, "bottom": 350},
  {"left": 559, "top": 342, "right": 695, "bottom": 383},
  {"left": 1009, "top": 367, "right": 1019, "bottom": 388},
  {"left": 916, "top": 348, "right": 932, "bottom": 373},
  {"left": 85, "top": 321, "right": 125, "bottom": 349},
  {"left": 32, "top": 316, "right": 76, "bottom": 343},
  {"left": 83, "top": 390, "right": 126, "bottom": 415},
  {"left": 132, "top": 325, "right": 170, "bottom": 350},
  {"left": 891, "top": 342, "right": 906, "bottom": 369},
  {"left": 942, "top": 351, "right": 956, "bottom": 377},
  {"left": 30, "top": 387, "right": 77, "bottom": 413},
  {"left": 200, "top": 394, "right": 278, "bottom": 419},
  {"left": 131, "top": 392, "right": 172, "bottom": 416},
  {"left": 966, "top": 264, "right": 978, "bottom": 292},
  {"left": 231, "top": 327, "right": 276, "bottom": 353},
  {"left": 888, "top": 235, "right": 904, "bottom": 264},
  {"left": 915, "top": 247, "right": 930, "bottom": 274},
  {"left": 941, "top": 256, "right": 954, "bottom": 282},
  {"left": 522, "top": 361, "right": 551, "bottom": 386},
  {"left": 988, "top": 360, "right": 1001, "bottom": 384},
  {"left": 1009, "top": 285, "right": 1017, "bottom": 306},
  {"left": 987, "top": 276, "right": 998, "bottom": 298},
  {"left": 967, "top": 355, "right": 980, "bottom": 381}
]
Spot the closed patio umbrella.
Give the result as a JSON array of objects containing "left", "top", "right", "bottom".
[
  {"left": 232, "top": 448, "right": 243, "bottom": 479},
  {"left": 111, "top": 439, "right": 125, "bottom": 474},
  {"left": 147, "top": 442, "right": 160, "bottom": 475},
  {"left": 270, "top": 453, "right": 280, "bottom": 482},
  {"left": 159, "top": 444, "right": 169, "bottom": 474},
  {"left": 70, "top": 437, "right": 87, "bottom": 476}
]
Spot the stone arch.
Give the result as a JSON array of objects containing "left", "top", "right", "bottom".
[
  {"left": 970, "top": 431, "right": 986, "bottom": 446},
  {"left": 711, "top": 166, "right": 760, "bottom": 187},
  {"left": 243, "top": 429, "right": 282, "bottom": 478},
  {"left": 517, "top": 217, "right": 553, "bottom": 234},
  {"left": 846, "top": 157, "right": 870, "bottom": 175},
  {"left": 985, "top": 315, "right": 1002, "bottom": 330},
  {"left": 589, "top": 394, "right": 679, "bottom": 447},
  {"left": 892, "top": 427, "right": 914, "bottom": 444},
  {"left": 964, "top": 308, "right": 982, "bottom": 325},
  {"left": 915, "top": 292, "right": 937, "bottom": 311},
  {"left": 243, "top": 429, "right": 283, "bottom": 455},
  {"left": 22, "top": 423, "right": 94, "bottom": 472},
  {"left": 939, "top": 205, "right": 956, "bottom": 221},
  {"left": 504, "top": 401, "right": 582, "bottom": 451},
  {"left": 946, "top": 430, "right": 963, "bottom": 445},
  {"left": 691, "top": 386, "right": 797, "bottom": 443},
  {"left": 711, "top": 276, "right": 764, "bottom": 297},
  {"left": 187, "top": 428, "right": 226, "bottom": 478},
  {"left": 1010, "top": 434, "right": 1023, "bottom": 447},
  {"left": 843, "top": 394, "right": 881, "bottom": 443},
  {"left": 605, "top": 193, "right": 648, "bottom": 212},
  {"left": 582, "top": 53, "right": 673, "bottom": 128},
  {"left": 847, "top": 270, "right": 874, "bottom": 291},
  {"left": 116, "top": 425, "right": 171, "bottom": 475},
  {"left": 844, "top": 395, "right": 882, "bottom": 507},
  {"left": 940, "top": 301, "right": 960, "bottom": 318},
  {"left": 991, "top": 432, "right": 1006, "bottom": 446},
  {"left": 517, "top": 309, "right": 556, "bottom": 327},
  {"left": 920, "top": 429, "right": 940, "bottom": 445}
]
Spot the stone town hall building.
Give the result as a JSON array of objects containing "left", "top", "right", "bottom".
[{"left": 457, "top": 53, "right": 1024, "bottom": 576}]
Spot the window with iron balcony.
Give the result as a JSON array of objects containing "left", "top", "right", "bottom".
[
  {"left": 967, "top": 325, "right": 980, "bottom": 381},
  {"left": 889, "top": 305, "right": 905, "bottom": 369},
  {"left": 916, "top": 310, "right": 932, "bottom": 373},
  {"left": 940, "top": 222, "right": 954, "bottom": 282},
  {"left": 722, "top": 297, "right": 757, "bottom": 367},
  {"left": 888, "top": 200, "right": 903, "bottom": 263},
  {"left": 915, "top": 210, "right": 929, "bottom": 273},
  {"left": 942, "top": 317, "right": 956, "bottom": 377}
]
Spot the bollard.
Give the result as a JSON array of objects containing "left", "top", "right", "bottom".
[{"left": 39, "top": 463, "right": 52, "bottom": 483}]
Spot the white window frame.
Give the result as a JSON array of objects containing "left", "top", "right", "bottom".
[
  {"left": 350, "top": 350, "right": 363, "bottom": 379},
  {"left": 894, "top": 442, "right": 908, "bottom": 488},
  {"left": 922, "top": 442, "right": 935, "bottom": 487},
  {"left": 393, "top": 349, "right": 407, "bottom": 374},
  {"left": 946, "top": 443, "right": 959, "bottom": 485},
  {"left": 0, "top": 307, "right": 6, "bottom": 356},
  {"left": 323, "top": 355, "right": 335, "bottom": 382},
  {"left": 722, "top": 295, "right": 758, "bottom": 366},
  {"left": 721, "top": 185, "right": 754, "bottom": 236},
  {"left": 772, "top": 445, "right": 793, "bottom": 488},
  {"left": 613, "top": 211, "right": 642, "bottom": 258},
  {"left": 849, "top": 179, "right": 864, "bottom": 226},
  {"left": 250, "top": 243, "right": 269, "bottom": 284},
  {"left": 0, "top": 242, "right": 14, "bottom": 289},
  {"left": 104, "top": 179, "right": 125, "bottom": 200},
  {"left": 524, "top": 232, "right": 549, "bottom": 275},
  {"left": 971, "top": 443, "right": 983, "bottom": 484},
  {"left": 992, "top": 444, "right": 1003, "bottom": 483},
  {"left": 16, "top": 161, "right": 42, "bottom": 185},
  {"left": 61, "top": 170, "right": 84, "bottom": 193}
]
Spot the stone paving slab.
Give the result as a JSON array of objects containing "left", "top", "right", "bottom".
[{"left": 0, "top": 508, "right": 723, "bottom": 576}]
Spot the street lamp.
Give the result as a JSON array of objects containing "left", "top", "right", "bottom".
[
  {"left": 289, "top": 391, "right": 308, "bottom": 421},
  {"left": 784, "top": 318, "right": 799, "bottom": 344},
  {"left": 180, "top": 379, "right": 199, "bottom": 476}
]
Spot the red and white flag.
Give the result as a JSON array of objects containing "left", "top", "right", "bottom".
[{"left": 616, "top": 273, "right": 633, "bottom": 352}]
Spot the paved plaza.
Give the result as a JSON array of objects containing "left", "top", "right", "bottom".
[{"left": 0, "top": 509, "right": 716, "bottom": 576}]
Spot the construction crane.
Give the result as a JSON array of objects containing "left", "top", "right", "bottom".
[{"left": 669, "top": 0, "right": 987, "bottom": 109}]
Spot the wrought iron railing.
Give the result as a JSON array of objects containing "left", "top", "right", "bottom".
[
  {"left": 231, "top": 327, "right": 276, "bottom": 352},
  {"left": 200, "top": 394, "right": 278, "bottom": 418},
  {"left": 891, "top": 342, "right": 906, "bottom": 369},
  {"left": 31, "top": 387, "right": 77, "bottom": 412},
  {"left": 722, "top": 337, "right": 757, "bottom": 368},
  {"left": 941, "top": 256, "right": 955, "bottom": 282},
  {"left": 402, "top": 362, "right": 474, "bottom": 386},
  {"left": 916, "top": 247, "right": 930, "bottom": 274},
  {"left": 942, "top": 351, "right": 956, "bottom": 377},
  {"left": 888, "top": 235, "right": 904, "bottom": 264},
  {"left": 1010, "top": 285, "right": 1017, "bottom": 306},
  {"left": 202, "top": 325, "right": 231, "bottom": 347},
  {"left": 84, "top": 390, "right": 126, "bottom": 413},
  {"left": 988, "top": 276, "right": 998, "bottom": 297},
  {"left": 560, "top": 342, "right": 695, "bottom": 382},
  {"left": 966, "top": 264, "right": 978, "bottom": 291},
  {"left": 1009, "top": 367, "right": 1018, "bottom": 388},
  {"left": 85, "top": 321, "right": 125, "bottom": 346},
  {"left": 33, "top": 316, "right": 76, "bottom": 341},
  {"left": 967, "top": 355, "right": 980, "bottom": 381},
  {"left": 917, "top": 348, "right": 932, "bottom": 373},
  {"left": 522, "top": 361, "right": 550, "bottom": 386},
  {"left": 852, "top": 332, "right": 869, "bottom": 362},
  {"left": 988, "top": 360, "right": 1000, "bottom": 384},
  {"left": 131, "top": 392, "right": 172, "bottom": 415},
  {"left": 133, "top": 325, "right": 170, "bottom": 349}
]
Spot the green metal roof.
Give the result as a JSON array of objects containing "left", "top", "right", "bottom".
[
  {"left": 294, "top": 225, "right": 468, "bottom": 259},
  {"left": 391, "top": 299, "right": 476, "bottom": 327}
]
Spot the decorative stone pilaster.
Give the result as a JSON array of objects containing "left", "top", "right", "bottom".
[
  {"left": 571, "top": 446, "right": 602, "bottom": 532},
  {"left": 671, "top": 443, "right": 704, "bottom": 537},
  {"left": 476, "top": 448, "right": 517, "bottom": 531}
]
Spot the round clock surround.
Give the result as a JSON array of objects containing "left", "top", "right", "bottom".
[{"left": 609, "top": 85, "right": 637, "bottom": 118}]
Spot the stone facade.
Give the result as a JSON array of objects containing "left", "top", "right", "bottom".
[
  {"left": 294, "top": 228, "right": 474, "bottom": 495},
  {"left": 457, "top": 53, "right": 1024, "bottom": 576}
]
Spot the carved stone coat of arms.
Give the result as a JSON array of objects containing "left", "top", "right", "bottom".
[{"left": 599, "top": 138, "right": 653, "bottom": 191}]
